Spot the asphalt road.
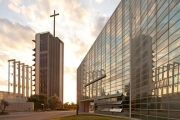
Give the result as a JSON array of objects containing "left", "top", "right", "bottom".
[{"left": 0, "top": 111, "right": 76, "bottom": 120}]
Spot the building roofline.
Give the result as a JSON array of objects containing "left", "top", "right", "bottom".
[
  {"left": 8, "top": 59, "right": 15, "bottom": 62},
  {"left": 35, "top": 31, "right": 50, "bottom": 36},
  {"left": 55, "top": 37, "right": 64, "bottom": 43},
  {"left": 35, "top": 32, "right": 64, "bottom": 43}
]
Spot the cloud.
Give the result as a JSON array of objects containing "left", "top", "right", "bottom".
[
  {"left": 0, "top": 54, "right": 10, "bottom": 69},
  {"left": 1, "top": 0, "right": 120, "bottom": 103},
  {"left": 8, "top": 3, "right": 20, "bottom": 13},
  {"left": 64, "top": 66, "right": 76, "bottom": 81},
  {"left": 8, "top": 0, "right": 90, "bottom": 26},
  {"left": 20, "top": 0, "right": 51, "bottom": 21},
  {"left": 91, "top": 13, "right": 108, "bottom": 37},
  {"left": 63, "top": 0, "right": 90, "bottom": 23},
  {"left": 0, "top": 79, "right": 8, "bottom": 86},
  {"left": 69, "top": 38, "right": 90, "bottom": 59},
  {"left": 36, "top": 0, "right": 51, "bottom": 14},
  {"left": 6, "top": 0, "right": 91, "bottom": 39},
  {"left": 0, "top": 18, "right": 35, "bottom": 51},
  {"left": 0, "top": 18, "right": 35, "bottom": 88},
  {"left": 8, "top": 0, "right": 22, "bottom": 13},
  {"left": 10, "top": 0, "right": 22, "bottom": 6},
  {"left": 95, "top": 0, "right": 104, "bottom": 4},
  {"left": 7, "top": 0, "right": 52, "bottom": 32}
]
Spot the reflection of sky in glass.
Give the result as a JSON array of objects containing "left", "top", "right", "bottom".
[
  {"left": 83, "top": 0, "right": 130, "bottom": 97},
  {"left": 79, "top": 2, "right": 180, "bottom": 117},
  {"left": 169, "top": 11, "right": 180, "bottom": 27}
]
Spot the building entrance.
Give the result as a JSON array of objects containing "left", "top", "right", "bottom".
[
  {"left": 79, "top": 99, "right": 94, "bottom": 113},
  {"left": 89, "top": 102, "right": 94, "bottom": 113}
]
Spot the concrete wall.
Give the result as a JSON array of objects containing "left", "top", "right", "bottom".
[
  {"left": 0, "top": 92, "right": 26, "bottom": 103},
  {"left": 59, "top": 41, "right": 64, "bottom": 103},
  {"left": 6, "top": 102, "right": 34, "bottom": 112},
  {"left": 35, "top": 33, "right": 40, "bottom": 95}
]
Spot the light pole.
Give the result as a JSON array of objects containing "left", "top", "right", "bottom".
[{"left": 41, "top": 103, "right": 44, "bottom": 110}]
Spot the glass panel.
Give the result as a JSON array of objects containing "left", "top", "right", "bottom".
[
  {"left": 169, "top": 20, "right": 180, "bottom": 36},
  {"left": 157, "top": 15, "right": 168, "bottom": 32},
  {"left": 169, "top": 11, "right": 180, "bottom": 27},
  {"left": 157, "top": 31, "right": 168, "bottom": 46},
  {"left": 157, "top": 47, "right": 168, "bottom": 60},
  {"left": 169, "top": 38, "right": 180, "bottom": 52},
  {"left": 169, "top": 47, "right": 180, "bottom": 60},
  {"left": 169, "top": 2, "right": 180, "bottom": 19}
]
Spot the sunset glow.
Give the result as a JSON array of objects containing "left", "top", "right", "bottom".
[{"left": 0, "top": 0, "right": 121, "bottom": 103}]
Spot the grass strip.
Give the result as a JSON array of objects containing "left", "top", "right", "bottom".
[{"left": 51, "top": 114, "right": 129, "bottom": 120}]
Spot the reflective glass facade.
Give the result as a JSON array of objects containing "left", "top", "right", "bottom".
[{"left": 77, "top": 0, "right": 180, "bottom": 119}]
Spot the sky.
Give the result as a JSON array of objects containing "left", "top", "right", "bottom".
[{"left": 0, "top": 0, "right": 121, "bottom": 103}]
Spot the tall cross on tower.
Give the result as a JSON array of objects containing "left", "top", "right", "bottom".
[{"left": 50, "top": 10, "right": 59, "bottom": 37}]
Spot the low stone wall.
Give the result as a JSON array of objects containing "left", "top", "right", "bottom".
[
  {"left": 0, "top": 91, "right": 27, "bottom": 103},
  {"left": 6, "top": 102, "right": 34, "bottom": 112}
]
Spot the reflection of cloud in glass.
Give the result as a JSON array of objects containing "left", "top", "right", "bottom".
[
  {"left": 169, "top": 11, "right": 180, "bottom": 27},
  {"left": 169, "top": 38, "right": 180, "bottom": 52},
  {"left": 157, "top": 55, "right": 168, "bottom": 67},
  {"left": 169, "top": 47, "right": 180, "bottom": 60}
]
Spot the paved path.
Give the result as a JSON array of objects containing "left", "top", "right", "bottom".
[{"left": 0, "top": 111, "right": 76, "bottom": 120}]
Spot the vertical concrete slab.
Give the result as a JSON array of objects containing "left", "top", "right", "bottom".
[
  {"left": 84, "top": 101, "right": 89, "bottom": 112},
  {"left": 79, "top": 101, "right": 90, "bottom": 112}
]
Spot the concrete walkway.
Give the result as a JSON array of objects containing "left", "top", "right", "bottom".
[{"left": 0, "top": 111, "right": 76, "bottom": 120}]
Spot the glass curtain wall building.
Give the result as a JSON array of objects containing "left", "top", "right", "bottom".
[{"left": 77, "top": 0, "right": 180, "bottom": 119}]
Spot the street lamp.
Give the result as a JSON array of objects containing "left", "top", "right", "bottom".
[{"left": 41, "top": 103, "right": 44, "bottom": 110}]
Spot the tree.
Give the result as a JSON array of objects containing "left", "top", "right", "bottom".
[
  {"left": 48, "top": 94, "right": 62, "bottom": 110},
  {"left": 63, "top": 102, "right": 69, "bottom": 109},
  {"left": 70, "top": 102, "right": 76, "bottom": 110},
  {"left": 27, "top": 94, "right": 47, "bottom": 110},
  {"left": 0, "top": 99, "right": 9, "bottom": 113},
  {"left": 63, "top": 102, "right": 77, "bottom": 110},
  {"left": 70, "top": 102, "right": 75, "bottom": 110}
]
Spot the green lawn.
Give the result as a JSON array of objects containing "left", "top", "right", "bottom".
[{"left": 51, "top": 114, "right": 129, "bottom": 120}]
